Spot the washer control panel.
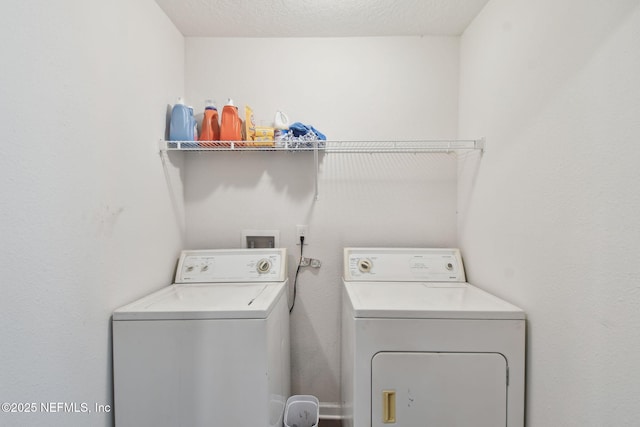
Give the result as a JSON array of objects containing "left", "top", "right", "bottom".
[
  {"left": 175, "top": 249, "right": 286, "bottom": 283},
  {"left": 344, "top": 248, "right": 466, "bottom": 282}
]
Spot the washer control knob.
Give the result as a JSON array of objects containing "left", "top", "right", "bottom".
[
  {"left": 256, "top": 259, "right": 272, "bottom": 274},
  {"left": 186, "top": 266, "right": 194, "bottom": 272},
  {"left": 358, "top": 258, "right": 373, "bottom": 273},
  {"left": 446, "top": 262, "right": 454, "bottom": 271}
]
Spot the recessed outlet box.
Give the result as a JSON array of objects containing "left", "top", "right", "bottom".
[{"left": 242, "top": 230, "right": 280, "bottom": 249}]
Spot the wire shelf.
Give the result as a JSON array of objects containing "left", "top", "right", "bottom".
[
  {"left": 160, "top": 139, "right": 484, "bottom": 153},
  {"left": 159, "top": 138, "right": 484, "bottom": 201}
]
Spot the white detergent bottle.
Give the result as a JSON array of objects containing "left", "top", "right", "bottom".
[
  {"left": 274, "top": 111, "right": 290, "bottom": 130},
  {"left": 274, "top": 111, "right": 290, "bottom": 147}
]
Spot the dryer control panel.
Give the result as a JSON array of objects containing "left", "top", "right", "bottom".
[
  {"left": 344, "top": 248, "right": 465, "bottom": 282},
  {"left": 175, "top": 248, "right": 286, "bottom": 283}
]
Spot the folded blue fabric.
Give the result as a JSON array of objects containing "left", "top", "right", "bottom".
[{"left": 289, "top": 122, "right": 327, "bottom": 140}]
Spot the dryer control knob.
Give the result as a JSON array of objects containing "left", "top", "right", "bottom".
[
  {"left": 256, "top": 259, "right": 272, "bottom": 274},
  {"left": 358, "top": 258, "right": 373, "bottom": 273}
]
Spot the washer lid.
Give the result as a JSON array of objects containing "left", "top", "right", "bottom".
[
  {"left": 343, "top": 281, "right": 525, "bottom": 320},
  {"left": 113, "top": 281, "right": 287, "bottom": 320}
]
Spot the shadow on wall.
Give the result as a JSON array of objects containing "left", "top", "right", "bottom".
[
  {"left": 456, "top": 149, "right": 484, "bottom": 236},
  {"left": 289, "top": 291, "right": 340, "bottom": 401},
  {"left": 180, "top": 151, "right": 323, "bottom": 203},
  {"left": 160, "top": 151, "right": 186, "bottom": 238}
]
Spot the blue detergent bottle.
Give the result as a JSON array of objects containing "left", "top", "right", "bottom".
[{"left": 169, "top": 97, "right": 195, "bottom": 144}]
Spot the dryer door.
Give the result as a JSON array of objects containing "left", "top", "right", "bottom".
[{"left": 372, "top": 352, "right": 507, "bottom": 426}]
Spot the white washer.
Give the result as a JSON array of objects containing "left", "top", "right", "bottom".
[
  {"left": 341, "top": 248, "right": 525, "bottom": 427},
  {"left": 113, "top": 248, "right": 290, "bottom": 427}
]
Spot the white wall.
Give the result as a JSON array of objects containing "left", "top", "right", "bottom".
[
  {"left": 0, "top": 1, "right": 184, "bottom": 425},
  {"left": 184, "top": 37, "right": 460, "bottom": 406},
  {"left": 459, "top": 0, "right": 640, "bottom": 425}
]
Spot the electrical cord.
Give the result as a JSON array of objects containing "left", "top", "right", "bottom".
[{"left": 289, "top": 236, "right": 304, "bottom": 313}]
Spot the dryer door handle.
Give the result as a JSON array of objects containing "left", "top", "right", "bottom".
[{"left": 382, "top": 390, "right": 396, "bottom": 423}]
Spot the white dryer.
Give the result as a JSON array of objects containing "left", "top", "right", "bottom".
[
  {"left": 341, "top": 248, "right": 525, "bottom": 427},
  {"left": 113, "top": 248, "right": 290, "bottom": 427}
]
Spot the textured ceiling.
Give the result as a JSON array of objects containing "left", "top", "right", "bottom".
[{"left": 154, "top": 0, "right": 490, "bottom": 37}]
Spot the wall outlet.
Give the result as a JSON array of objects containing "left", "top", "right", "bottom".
[{"left": 296, "top": 225, "right": 309, "bottom": 245}]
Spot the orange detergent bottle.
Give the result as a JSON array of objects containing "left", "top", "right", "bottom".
[
  {"left": 219, "top": 98, "right": 242, "bottom": 143},
  {"left": 199, "top": 100, "right": 220, "bottom": 146}
]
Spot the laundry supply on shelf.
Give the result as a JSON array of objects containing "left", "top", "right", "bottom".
[
  {"left": 284, "top": 122, "right": 327, "bottom": 149},
  {"left": 219, "top": 98, "right": 242, "bottom": 143},
  {"left": 273, "top": 111, "right": 290, "bottom": 147},
  {"left": 254, "top": 126, "right": 275, "bottom": 138},
  {"left": 169, "top": 97, "right": 198, "bottom": 145},
  {"left": 244, "top": 105, "right": 255, "bottom": 141},
  {"left": 199, "top": 99, "right": 220, "bottom": 146},
  {"left": 248, "top": 126, "right": 275, "bottom": 147},
  {"left": 249, "top": 137, "right": 275, "bottom": 147},
  {"left": 189, "top": 106, "right": 198, "bottom": 141},
  {"left": 274, "top": 111, "right": 290, "bottom": 130},
  {"left": 289, "top": 122, "right": 326, "bottom": 140},
  {"left": 168, "top": 100, "right": 326, "bottom": 150}
]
